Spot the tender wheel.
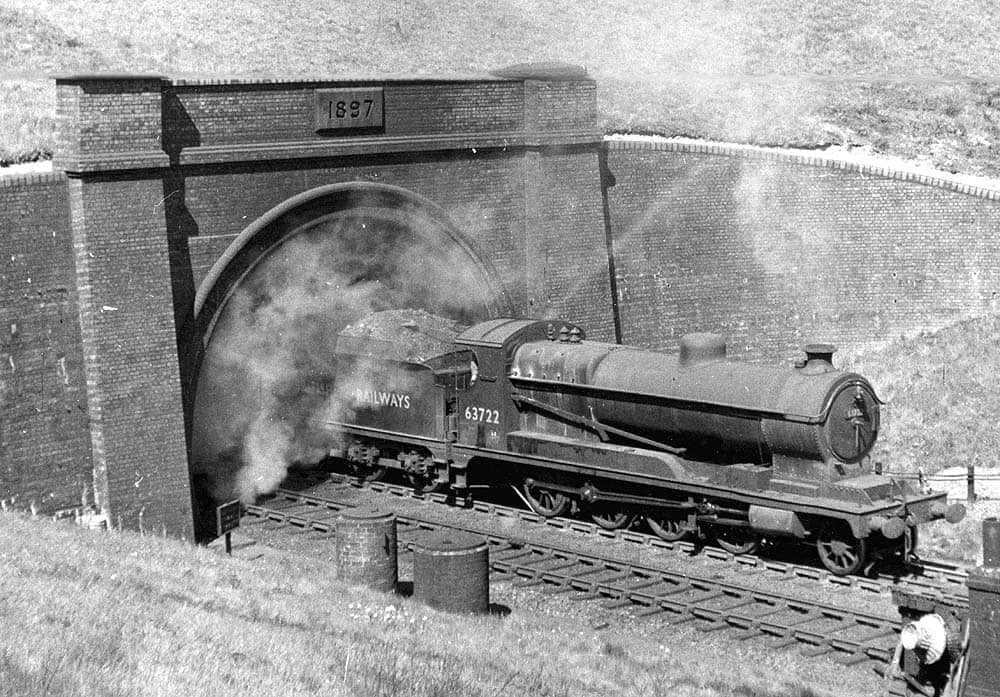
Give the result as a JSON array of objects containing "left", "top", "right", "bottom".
[
  {"left": 348, "top": 463, "right": 387, "bottom": 482},
  {"left": 645, "top": 512, "right": 691, "bottom": 541},
  {"left": 816, "top": 523, "right": 868, "bottom": 576},
  {"left": 590, "top": 506, "right": 634, "bottom": 530},
  {"left": 712, "top": 525, "right": 760, "bottom": 555},
  {"left": 522, "top": 480, "right": 570, "bottom": 518}
]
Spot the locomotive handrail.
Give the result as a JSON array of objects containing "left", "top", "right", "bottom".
[
  {"left": 509, "top": 392, "right": 687, "bottom": 455},
  {"left": 508, "top": 374, "right": 830, "bottom": 424}
]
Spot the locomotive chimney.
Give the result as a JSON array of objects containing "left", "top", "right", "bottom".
[{"left": 800, "top": 343, "right": 836, "bottom": 374}]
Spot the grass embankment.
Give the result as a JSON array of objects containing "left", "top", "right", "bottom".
[
  {"left": 844, "top": 314, "right": 1000, "bottom": 479},
  {"left": 4, "top": 0, "right": 1000, "bottom": 177},
  {"left": 841, "top": 314, "right": 1000, "bottom": 563},
  {"left": 0, "top": 512, "right": 830, "bottom": 697}
]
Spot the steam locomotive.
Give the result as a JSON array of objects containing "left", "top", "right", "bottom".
[{"left": 320, "top": 310, "right": 964, "bottom": 575}]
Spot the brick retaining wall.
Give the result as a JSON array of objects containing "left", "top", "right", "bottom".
[
  {"left": 0, "top": 172, "right": 91, "bottom": 514},
  {"left": 604, "top": 138, "right": 1000, "bottom": 361}
]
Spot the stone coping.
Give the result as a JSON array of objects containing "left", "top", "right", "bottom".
[
  {"left": 605, "top": 134, "right": 1000, "bottom": 200},
  {"left": 7, "top": 135, "right": 1000, "bottom": 201}
]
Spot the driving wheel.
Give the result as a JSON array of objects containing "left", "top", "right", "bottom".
[
  {"left": 646, "top": 512, "right": 692, "bottom": 541},
  {"left": 712, "top": 525, "right": 760, "bottom": 555},
  {"left": 590, "top": 506, "right": 634, "bottom": 530},
  {"left": 522, "top": 479, "right": 570, "bottom": 517},
  {"left": 816, "top": 523, "right": 868, "bottom": 576}
]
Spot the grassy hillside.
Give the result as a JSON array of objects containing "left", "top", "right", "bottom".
[
  {"left": 0, "top": 511, "right": 849, "bottom": 697},
  {"left": 3, "top": 0, "right": 1000, "bottom": 176},
  {"left": 835, "top": 314, "right": 1000, "bottom": 561},
  {"left": 841, "top": 313, "right": 1000, "bottom": 479}
]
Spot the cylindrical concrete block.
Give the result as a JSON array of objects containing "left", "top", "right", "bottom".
[
  {"left": 335, "top": 506, "right": 397, "bottom": 593},
  {"left": 413, "top": 531, "right": 489, "bottom": 613}
]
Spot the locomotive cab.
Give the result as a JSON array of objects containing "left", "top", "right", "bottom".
[
  {"left": 451, "top": 319, "right": 585, "bottom": 451},
  {"left": 424, "top": 349, "right": 478, "bottom": 437}
]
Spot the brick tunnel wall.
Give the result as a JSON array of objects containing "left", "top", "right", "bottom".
[
  {"left": 604, "top": 139, "right": 1000, "bottom": 362},
  {"left": 0, "top": 171, "right": 91, "bottom": 514},
  {"left": 11, "top": 71, "right": 614, "bottom": 535},
  {"left": 166, "top": 77, "right": 615, "bottom": 340}
]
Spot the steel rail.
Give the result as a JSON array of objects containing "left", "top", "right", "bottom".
[
  {"left": 244, "top": 486, "right": 908, "bottom": 666},
  {"left": 289, "top": 471, "right": 970, "bottom": 602}
]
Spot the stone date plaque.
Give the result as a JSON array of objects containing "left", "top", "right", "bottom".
[{"left": 314, "top": 87, "right": 384, "bottom": 131}]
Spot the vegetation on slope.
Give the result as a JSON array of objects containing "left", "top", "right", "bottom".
[
  {"left": 0, "top": 511, "right": 837, "bottom": 697},
  {"left": 842, "top": 313, "right": 1000, "bottom": 479},
  {"left": 840, "top": 315, "right": 1000, "bottom": 562},
  {"left": 3, "top": 0, "right": 1000, "bottom": 176}
]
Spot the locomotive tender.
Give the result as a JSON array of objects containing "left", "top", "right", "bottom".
[{"left": 325, "top": 311, "right": 964, "bottom": 575}]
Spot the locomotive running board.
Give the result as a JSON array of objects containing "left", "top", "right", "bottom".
[
  {"left": 493, "top": 431, "right": 942, "bottom": 525},
  {"left": 507, "top": 430, "right": 693, "bottom": 484}
]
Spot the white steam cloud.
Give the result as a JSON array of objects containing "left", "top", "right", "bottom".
[{"left": 190, "top": 211, "right": 493, "bottom": 505}]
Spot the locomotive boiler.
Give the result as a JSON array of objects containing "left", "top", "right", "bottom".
[{"left": 323, "top": 310, "right": 964, "bottom": 575}]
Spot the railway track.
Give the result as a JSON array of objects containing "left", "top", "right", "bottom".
[
  {"left": 281, "top": 470, "right": 971, "bottom": 603},
  {"left": 243, "top": 482, "right": 928, "bottom": 668}
]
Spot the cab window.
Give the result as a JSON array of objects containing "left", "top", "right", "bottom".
[{"left": 429, "top": 350, "right": 477, "bottom": 391}]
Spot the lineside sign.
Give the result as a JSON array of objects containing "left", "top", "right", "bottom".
[{"left": 216, "top": 500, "right": 241, "bottom": 554}]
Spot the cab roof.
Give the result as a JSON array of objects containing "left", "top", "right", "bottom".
[
  {"left": 455, "top": 319, "right": 540, "bottom": 347},
  {"left": 456, "top": 318, "right": 584, "bottom": 348}
]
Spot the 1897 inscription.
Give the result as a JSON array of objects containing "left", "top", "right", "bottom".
[{"left": 314, "top": 87, "right": 384, "bottom": 131}]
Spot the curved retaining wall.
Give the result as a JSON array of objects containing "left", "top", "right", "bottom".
[{"left": 604, "top": 138, "right": 1000, "bottom": 361}]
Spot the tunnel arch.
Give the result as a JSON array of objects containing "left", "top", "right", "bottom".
[
  {"left": 192, "top": 182, "right": 511, "bottom": 344},
  {"left": 183, "top": 182, "right": 511, "bottom": 535}
]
